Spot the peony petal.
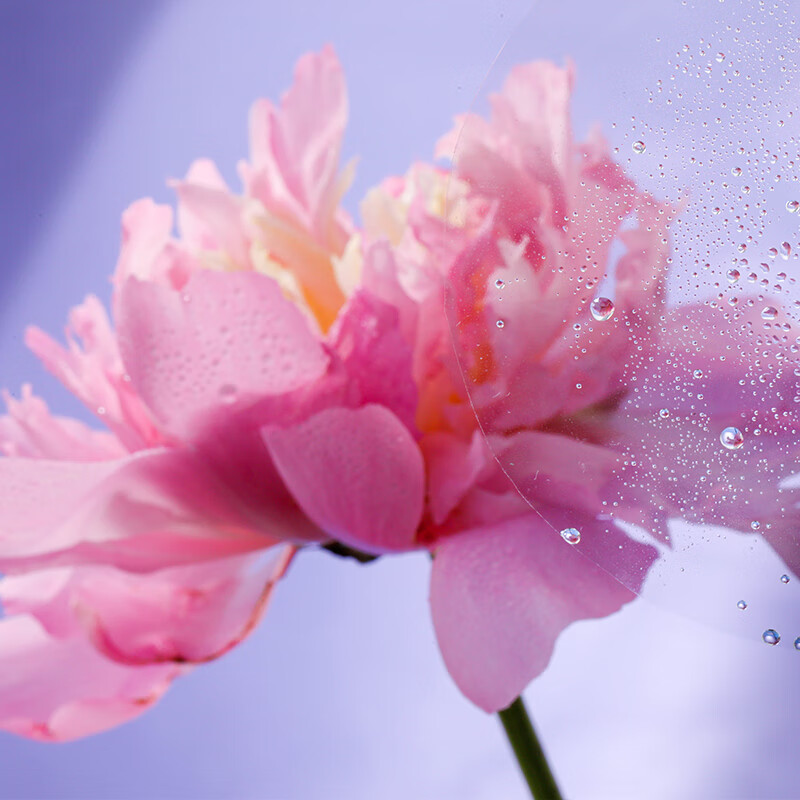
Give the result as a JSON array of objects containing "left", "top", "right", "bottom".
[
  {"left": 116, "top": 270, "right": 328, "bottom": 441},
  {"left": 430, "top": 513, "right": 649, "bottom": 712},
  {"left": 264, "top": 404, "right": 424, "bottom": 553},
  {"left": 0, "top": 385, "right": 125, "bottom": 461},
  {"left": 3, "top": 549, "right": 294, "bottom": 666},
  {"left": 0, "top": 449, "right": 278, "bottom": 573},
  {"left": 0, "top": 615, "right": 180, "bottom": 742}
]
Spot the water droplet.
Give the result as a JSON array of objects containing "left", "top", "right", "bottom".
[
  {"left": 496, "top": 319, "right": 505, "bottom": 329},
  {"left": 632, "top": 140, "right": 646, "bottom": 154},
  {"left": 787, "top": 200, "right": 799, "bottom": 213},
  {"left": 659, "top": 408, "right": 671, "bottom": 419},
  {"left": 720, "top": 426, "right": 744, "bottom": 449},
  {"left": 96, "top": 406, "right": 107, "bottom": 417},
  {"left": 572, "top": 323, "right": 582, "bottom": 331},
  {"left": 761, "top": 306, "right": 778, "bottom": 321},
  {"left": 781, "top": 574, "right": 790, "bottom": 584},
  {"left": 495, "top": 279, "right": 505, "bottom": 289},
  {"left": 794, "top": 637, "right": 800, "bottom": 651},
  {"left": 715, "top": 51, "right": 725, "bottom": 63},
  {"left": 590, "top": 297, "right": 616, "bottom": 322},
  {"left": 737, "top": 600, "right": 748, "bottom": 610},
  {"left": 781, "top": 242, "right": 792, "bottom": 259},
  {"left": 751, "top": 520, "right": 761, "bottom": 531},
  {"left": 560, "top": 527, "right": 581, "bottom": 545},
  {"left": 693, "top": 369, "right": 704, "bottom": 379},
  {"left": 731, "top": 166, "right": 743, "bottom": 176},
  {"left": 218, "top": 384, "right": 239, "bottom": 404},
  {"left": 726, "top": 268, "right": 741, "bottom": 283},
  {"left": 762, "top": 629, "right": 781, "bottom": 646}
]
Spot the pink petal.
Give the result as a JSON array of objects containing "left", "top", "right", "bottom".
[
  {"left": 430, "top": 513, "right": 650, "bottom": 712},
  {"left": 116, "top": 270, "right": 328, "bottom": 441},
  {"left": 264, "top": 404, "right": 424, "bottom": 553},
  {"left": 0, "top": 615, "right": 180, "bottom": 742},
  {"left": 173, "top": 159, "right": 250, "bottom": 266},
  {"left": 327, "top": 288, "right": 418, "bottom": 433},
  {"left": 244, "top": 45, "right": 347, "bottom": 243},
  {"left": 0, "top": 449, "right": 277, "bottom": 573},
  {"left": 0, "top": 385, "right": 125, "bottom": 461},
  {"left": 25, "top": 296, "right": 163, "bottom": 451},
  {"left": 4, "top": 549, "right": 293, "bottom": 666}
]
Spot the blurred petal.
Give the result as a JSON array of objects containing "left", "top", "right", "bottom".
[{"left": 0, "top": 615, "right": 180, "bottom": 742}]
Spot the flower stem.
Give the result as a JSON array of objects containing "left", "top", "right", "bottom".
[{"left": 497, "top": 696, "right": 563, "bottom": 800}]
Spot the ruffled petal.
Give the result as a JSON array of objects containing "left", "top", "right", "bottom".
[
  {"left": 0, "top": 615, "right": 180, "bottom": 742},
  {"left": 0, "top": 449, "right": 277, "bottom": 573},
  {"left": 264, "top": 404, "right": 424, "bottom": 553}
]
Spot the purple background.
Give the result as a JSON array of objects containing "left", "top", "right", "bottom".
[{"left": 0, "top": 1, "right": 798, "bottom": 797}]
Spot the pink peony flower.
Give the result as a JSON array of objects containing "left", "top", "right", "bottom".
[{"left": 1, "top": 45, "right": 792, "bottom": 741}]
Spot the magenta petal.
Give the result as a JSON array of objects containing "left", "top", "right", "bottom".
[
  {"left": 430, "top": 514, "right": 639, "bottom": 712},
  {"left": 264, "top": 404, "right": 424, "bottom": 553},
  {"left": 116, "top": 270, "right": 328, "bottom": 440},
  {"left": 0, "top": 615, "right": 180, "bottom": 741}
]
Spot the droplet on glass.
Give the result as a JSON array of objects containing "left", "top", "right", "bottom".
[
  {"left": 786, "top": 200, "right": 799, "bottom": 213},
  {"left": 751, "top": 520, "right": 761, "bottom": 531},
  {"left": 720, "top": 426, "right": 744, "bottom": 449},
  {"left": 693, "top": 369, "right": 704, "bottom": 379},
  {"left": 495, "top": 279, "right": 505, "bottom": 288},
  {"left": 496, "top": 319, "right": 505, "bottom": 329},
  {"left": 590, "top": 296, "right": 615, "bottom": 321},
  {"left": 632, "top": 140, "right": 646, "bottom": 154},
  {"left": 726, "top": 268, "right": 741, "bottom": 283},
  {"left": 762, "top": 629, "right": 781, "bottom": 646},
  {"left": 781, "top": 574, "right": 790, "bottom": 584},
  {"left": 737, "top": 600, "right": 748, "bottom": 610},
  {"left": 560, "top": 527, "right": 581, "bottom": 545},
  {"left": 781, "top": 242, "right": 792, "bottom": 259},
  {"left": 794, "top": 637, "right": 800, "bottom": 651},
  {"left": 731, "top": 166, "right": 742, "bottom": 176},
  {"left": 659, "top": 408, "right": 671, "bottom": 419},
  {"left": 715, "top": 51, "right": 725, "bottom": 63},
  {"left": 218, "top": 384, "right": 239, "bottom": 404},
  {"left": 761, "top": 306, "right": 778, "bottom": 320}
]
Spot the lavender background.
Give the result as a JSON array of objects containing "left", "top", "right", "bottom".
[{"left": 0, "top": 0, "right": 798, "bottom": 798}]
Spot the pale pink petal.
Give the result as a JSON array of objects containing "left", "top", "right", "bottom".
[
  {"left": 430, "top": 512, "right": 650, "bottom": 712},
  {"left": 264, "top": 405, "right": 424, "bottom": 553},
  {"left": 0, "top": 385, "right": 125, "bottom": 460},
  {"left": 173, "top": 159, "right": 250, "bottom": 266},
  {"left": 0, "top": 449, "right": 279, "bottom": 573},
  {"left": 242, "top": 45, "right": 349, "bottom": 247},
  {"left": 25, "top": 296, "right": 163, "bottom": 451},
  {"left": 327, "top": 288, "right": 418, "bottom": 433},
  {"left": 0, "top": 615, "right": 180, "bottom": 742},
  {"left": 116, "top": 270, "right": 328, "bottom": 441}
]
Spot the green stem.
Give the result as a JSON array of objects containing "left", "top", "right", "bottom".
[{"left": 498, "top": 697, "right": 563, "bottom": 800}]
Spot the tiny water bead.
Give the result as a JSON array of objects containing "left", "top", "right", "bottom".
[
  {"left": 658, "top": 408, "right": 671, "bottom": 419},
  {"left": 560, "top": 527, "right": 581, "bottom": 545},
  {"left": 781, "top": 574, "right": 790, "bottom": 584},
  {"left": 590, "top": 296, "right": 615, "bottom": 321},
  {"left": 496, "top": 319, "right": 505, "bottom": 329},
  {"left": 692, "top": 369, "right": 704, "bottom": 379},
  {"left": 218, "top": 384, "right": 239, "bottom": 404},
  {"left": 795, "top": 637, "right": 800, "bottom": 651},
  {"left": 737, "top": 600, "right": 748, "bottom": 610},
  {"left": 762, "top": 629, "right": 781, "bottom": 646},
  {"left": 720, "top": 426, "right": 745, "bottom": 449},
  {"left": 761, "top": 306, "right": 778, "bottom": 321},
  {"left": 632, "top": 140, "right": 646, "bottom": 154},
  {"left": 787, "top": 200, "right": 800, "bottom": 213},
  {"left": 781, "top": 242, "right": 792, "bottom": 259},
  {"left": 750, "top": 521, "right": 762, "bottom": 531},
  {"left": 495, "top": 279, "right": 505, "bottom": 288},
  {"left": 726, "top": 268, "right": 741, "bottom": 283}
]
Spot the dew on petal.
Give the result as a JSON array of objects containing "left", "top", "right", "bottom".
[
  {"left": 632, "top": 140, "right": 646, "bottom": 154},
  {"left": 720, "top": 426, "right": 744, "bottom": 449},
  {"left": 761, "top": 306, "right": 778, "bottom": 320},
  {"left": 781, "top": 242, "right": 792, "bottom": 259},
  {"left": 560, "top": 527, "right": 581, "bottom": 545},
  {"left": 726, "top": 268, "right": 740, "bottom": 283},
  {"left": 795, "top": 637, "right": 800, "bottom": 651},
  {"left": 780, "top": 574, "right": 790, "bottom": 584},
  {"left": 737, "top": 600, "right": 748, "bottom": 610},
  {"left": 590, "top": 297, "right": 615, "bottom": 321}
]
